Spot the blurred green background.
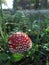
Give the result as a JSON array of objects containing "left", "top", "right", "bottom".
[{"left": 0, "top": 0, "right": 49, "bottom": 65}]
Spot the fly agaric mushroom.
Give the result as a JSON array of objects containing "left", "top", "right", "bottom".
[{"left": 8, "top": 32, "right": 32, "bottom": 53}]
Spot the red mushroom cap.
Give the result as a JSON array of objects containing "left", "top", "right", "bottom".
[{"left": 8, "top": 32, "right": 32, "bottom": 53}]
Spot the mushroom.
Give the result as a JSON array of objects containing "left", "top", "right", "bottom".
[{"left": 8, "top": 32, "right": 32, "bottom": 53}]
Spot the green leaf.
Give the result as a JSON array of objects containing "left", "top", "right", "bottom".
[
  {"left": 46, "top": 27, "right": 49, "bottom": 33},
  {"left": 0, "top": 25, "right": 4, "bottom": 40},
  {"left": 0, "top": 53, "right": 8, "bottom": 61},
  {"left": 11, "top": 53, "right": 23, "bottom": 62},
  {"left": 5, "top": 61, "right": 11, "bottom": 65},
  {"left": 43, "top": 43, "right": 49, "bottom": 51},
  {"left": 46, "top": 59, "right": 49, "bottom": 65}
]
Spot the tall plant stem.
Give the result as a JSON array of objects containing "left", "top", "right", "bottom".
[
  {"left": 0, "top": 0, "right": 4, "bottom": 21},
  {"left": 0, "top": 0, "right": 8, "bottom": 43},
  {"left": 0, "top": 0, "right": 6, "bottom": 35}
]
